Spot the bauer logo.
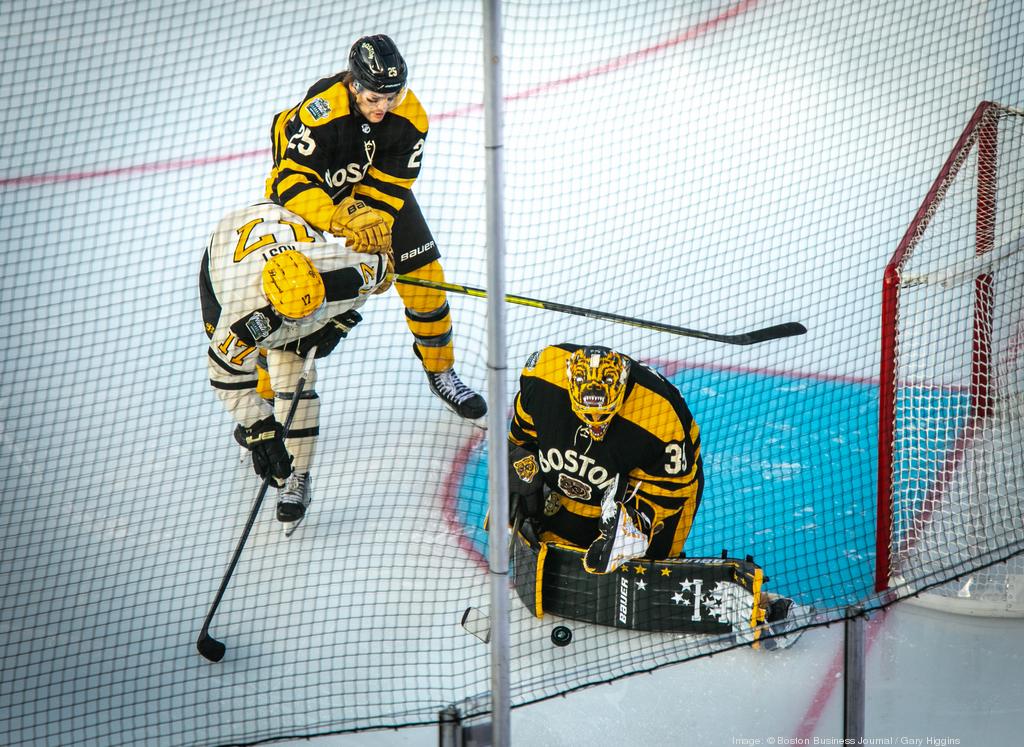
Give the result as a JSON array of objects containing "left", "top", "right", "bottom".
[
  {"left": 617, "top": 576, "right": 630, "bottom": 625},
  {"left": 306, "top": 97, "right": 331, "bottom": 120},
  {"left": 398, "top": 240, "right": 436, "bottom": 263}
]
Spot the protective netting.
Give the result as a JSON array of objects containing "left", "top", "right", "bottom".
[
  {"left": 880, "top": 102, "right": 1024, "bottom": 615},
  {"left": 1, "top": 1, "right": 1022, "bottom": 745}
]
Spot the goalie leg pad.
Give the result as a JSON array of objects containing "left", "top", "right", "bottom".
[{"left": 511, "top": 531, "right": 766, "bottom": 635}]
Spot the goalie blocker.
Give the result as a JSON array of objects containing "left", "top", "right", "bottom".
[{"left": 512, "top": 531, "right": 791, "bottom": 646}]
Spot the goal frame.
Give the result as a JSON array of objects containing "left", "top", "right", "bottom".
[{"left": 875, "top": 100, "right": 1004, "bottom": 597}]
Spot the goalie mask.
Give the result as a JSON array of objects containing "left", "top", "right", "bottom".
[
  {"left": 566, "top": 347, "right": 630, "bottom": 440},
  {"left": 261, "top": 251, "right": 326, "bottom": 325}
]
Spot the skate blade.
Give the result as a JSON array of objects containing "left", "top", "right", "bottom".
[
  {"left": 460, "top": 606, "right": 491, "bottom": 643},
  {"left": 439, "top": 403, "right": 488, "bottom": 430},
  {"left": 282, "top": 506, "right": 310, "bottom": 537}
]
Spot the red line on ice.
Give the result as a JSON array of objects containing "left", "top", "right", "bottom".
[{"left": 0, "top": 0, "right": 759, "bottom": 188}]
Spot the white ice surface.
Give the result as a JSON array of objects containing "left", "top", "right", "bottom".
[
  {"left": 2, "top": 1, "right": 1023, "bottom": 746},
  {"left": 273, "top": 603, "right": 1024, "bottom": 746}
]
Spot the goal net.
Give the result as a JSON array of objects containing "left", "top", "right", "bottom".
[
  {"left": 877, "top": 101, "right": 1024, "bottom": 615},
  {"left": 4, "top": 1, "right": 1024, "bottom": 744}
]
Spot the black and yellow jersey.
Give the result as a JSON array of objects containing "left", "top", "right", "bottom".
[
  {"left": 508, "top": 343, "right": 704, "bottom": 557},
  {"left": 265, "top": 72, "right": 428, "bottom": 233}
]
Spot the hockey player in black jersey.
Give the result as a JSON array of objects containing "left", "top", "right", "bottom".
[
  {"left": 507, "top": 344, "right": 704, "bottom": 574},
  {"left": 264, "top": 34, "right": 486, "bottom": 422}
]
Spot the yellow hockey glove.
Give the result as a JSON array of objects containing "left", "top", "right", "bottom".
[{"left": 329, "top": 196, "right": 392, "bottom": 253}]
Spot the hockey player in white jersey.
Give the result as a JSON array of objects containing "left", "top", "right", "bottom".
[{"left": 199, "top": 200, "right": 390, "bottom": 526}]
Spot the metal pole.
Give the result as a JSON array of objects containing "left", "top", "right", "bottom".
[
  {"left": 482, "top": 1, "right": 510, "bottom": 746},
  {"left": 438, "top": 706, "right": 462, "bottom": 747},
  {"left": 843, "top": 606, "right": 866, "bottom": 741}
]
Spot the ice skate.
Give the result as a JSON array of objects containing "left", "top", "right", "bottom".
[
  {"left": 277, "top": 472, "right": 312, "bottom": 535},
  {"left": 757, "top": 592, "right": 810, "bottom": 650},
  {"left": 414, "top": 344, "right": 487, "bottom": 424}
]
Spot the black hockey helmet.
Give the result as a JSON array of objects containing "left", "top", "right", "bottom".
[{"left": 348, "top": 35, "right": 408, "bottom": 94}]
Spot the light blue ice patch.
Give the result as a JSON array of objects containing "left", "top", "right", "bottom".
[{"left": 454, "top": 366, "right": 968, "bottom": 611}]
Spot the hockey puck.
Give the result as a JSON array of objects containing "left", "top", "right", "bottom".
[{"left": 550, "top": 625, "right": 572, "bottom": 647}]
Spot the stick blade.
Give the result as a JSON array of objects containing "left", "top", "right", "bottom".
[
  {"left": 460, "top": 607, "right": 491, "bottom": 644},
  {"left": 196, "top": 633, "right": 226, "bottom": 662},
  {"left": 738, "top": 322, "right": 807, "bottom": 344}
]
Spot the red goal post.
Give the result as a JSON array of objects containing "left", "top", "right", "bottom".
[{"left": 876, "top": 101, "right": 1024, "bottom": 615}]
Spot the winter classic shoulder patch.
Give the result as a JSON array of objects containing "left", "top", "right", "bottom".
[
  {"left": 245, "top": 311, "right": 273, "bottom": 342},
  {"left": 305, "top": 97, "right": 331, "bottom": 120}
]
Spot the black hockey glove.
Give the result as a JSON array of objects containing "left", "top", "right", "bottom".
[
  {"left": 237, "top": 416, "right": 292, "bottom": 483},
  {"left": 508, "top": 443, "right": 544, "bottom": 524},
  {"left": 286, "top": 310, "right": 362, "bottom": 359}
]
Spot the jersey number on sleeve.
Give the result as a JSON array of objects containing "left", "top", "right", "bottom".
[
  {"left": 287, "top": 125, "right": 316, "bottom": 156},
  {"left": 217, "top": 332, "right": 258, "bottom": 367},
  {"left": 408, "top": 138, "right": 425, "bottom": 168},
  {"left": 664, "top": 442, "right": 687, "bottom": 475},
  {"left": 358, "top": 260, "right": 380, "bottom": 291}
]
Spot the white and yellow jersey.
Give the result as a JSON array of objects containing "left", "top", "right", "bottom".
[{"left": 201, "top": 201, "right": 386, "bottom": 425}]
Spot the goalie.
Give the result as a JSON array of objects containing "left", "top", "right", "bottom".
[
  {"left": 199, "top": 201, "right": 389, "bottom": 526},
  {"left": 507, "top": 344, "right": 704, "bottom": 574}
]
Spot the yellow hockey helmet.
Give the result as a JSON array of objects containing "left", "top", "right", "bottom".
[
  {"left": 261, "top": 251, "right": 326, "bottom": 323},
  {"left": 565, "top": 346, "right": 630, "bottom": 440}
]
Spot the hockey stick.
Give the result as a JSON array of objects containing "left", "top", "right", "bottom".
[
  {"left": 196, "top": 346, "right": 318, "bottom": 662},
  {"left": 464, "top": 504, "right": 528, "bottom": 643},
  {"left": 393, "top": 274, "right": 806, "bottom": 345}
]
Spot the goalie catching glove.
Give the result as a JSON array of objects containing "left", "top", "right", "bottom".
[
  {"left": 583, "top": 474, "right": 653, "bottom": 574},
  {"left": 283, "top": 309, "right": 362, "bottom": 358},
  {"left": 329, "top": 196, "right": 391, "bottom": 254},
  {"left": 234, "top": 416, "right": 292, "bottom": 484}
]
